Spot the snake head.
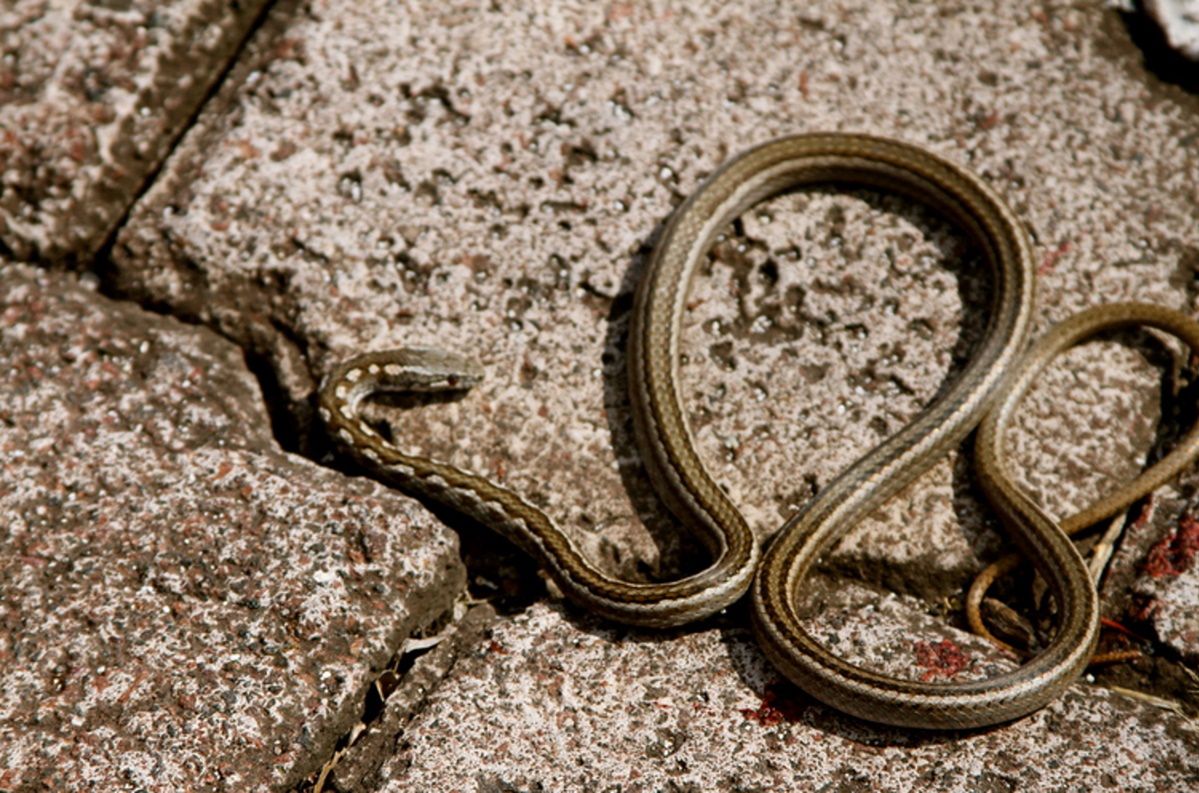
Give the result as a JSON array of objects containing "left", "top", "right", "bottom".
[{"left": 372, "top": 347, "right": 485, "bottom": 393}]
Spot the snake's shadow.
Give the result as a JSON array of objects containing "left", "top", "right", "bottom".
[{"left": 578, "top": 183, "right": 1002, "bottom": 745}]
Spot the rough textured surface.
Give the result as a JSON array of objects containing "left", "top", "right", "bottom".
[
  {"left": 319, "top": 603, "right": 498, "bottom": 792},
  {"left": 1147, "top": 0, "right": 1199, "bottom": 59},
  {"left": 1125, "top": 485, "right": 1199, "bottom": 661},
  {"left": 375, "top": 599, "right": 1199, "bottom": 792},
  {"left": 0, "top": 0, "right": 271, "bottom": 262},
  {"left": 24, "top": 0, "right": 1199, "bottom": 786},
  {"left": 0, "top": 264, "right": 463, "bottom": 790},
  {"left": 112, "top": 0, "right": 1199, "bottom": 594}
]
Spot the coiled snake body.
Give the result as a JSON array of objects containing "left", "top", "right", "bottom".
[{"left": 320, "top": 133, "right": 1199, "bottom": 729}]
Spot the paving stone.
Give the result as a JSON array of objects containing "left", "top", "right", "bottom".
[
  {"left": 1145, "top": 0, "right": 1199, "bottom": 60},
  {"left": 1123, "top": 485, "right": 1199, "bottom": 662},
  {"left": 0, "top": 263, "right": 463, "bottom": 790},
  {"left": 95, "top": 0, "right": 1199, "bottom": 783},
  {"left": 374, "top": 597, "right": 1199, "bottom": 792},
  {"left": 0, "top": 0, "right": 271, "bottom": 262},
  {"left": 319, "top": 603, "right": 499, "bottom": 792},
  {"left": 109, "top": 0, "right": 1199, "bottom": 601}
]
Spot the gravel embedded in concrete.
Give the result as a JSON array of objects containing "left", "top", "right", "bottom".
[
  {"left": 112, "top": 0, "right": 1199, "bottom": 593},
  {"left": 374, "top": 598, "right": 1199, "bottom": 792},
  {"left": 28, "top": 0, "right": 1199, "bottom": 784},
  {"left": 0, "top": 0, "right": 270, "bottom": 262},
  {"left": 0, "top": 264, "right": 463, "bottom": 790}
]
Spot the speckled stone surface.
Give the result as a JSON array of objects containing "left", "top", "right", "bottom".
[
  {"left": 0, "top": 0, "right": 270, "bottom": 262},
  {"left": 1147, "top": 0, "right": 1199, "bottom": 59},
  {"left": 75, "top": 0, "right": 1199, "bottom": 785},
  {"left": 373, "top": 599, "right": 1199, "bottom": 792},
  {"left": 112, "top": 0, "right": 1199, "bottom": 593},
  {"left": 0, "top": 264, "right": 463, "bottom": 790},
  {"left": 1121, "top": 481, "right": 1199, "bottom": 662}
]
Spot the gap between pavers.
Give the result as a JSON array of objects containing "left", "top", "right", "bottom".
[
  {"left": 0, "top": 263, "right": 465, "bottom": 790},
  {"left": 0, "top": 0, "right": 274, "bottom": 264},
  {"left": 58, "top": 0, "right": 1199, "bottom": 786}
]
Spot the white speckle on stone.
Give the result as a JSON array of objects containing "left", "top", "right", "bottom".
[{"left": 1146, "top": 0, "right": 1199, "bottom": 58}]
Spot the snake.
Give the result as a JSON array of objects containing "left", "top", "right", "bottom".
[
  {"left": 964, "top": 304, "right": 1199, "bottom": 657},
  {"left": 318, "top": 132, "right": 1197, "bottom": 729}
]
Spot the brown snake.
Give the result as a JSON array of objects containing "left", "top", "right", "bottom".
[
  {"left": 965, "top": 304, "right": 1199, "bottom": 657},
  {"left": 319, "top": 132, "right": 1199, "bottom": 729}
]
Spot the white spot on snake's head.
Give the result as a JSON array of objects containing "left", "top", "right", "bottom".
[
  {"left": 362, "top": 447, "right": 381, "bottom": 464},
  {"left": 368, "top": 363, "right": 381, "bottom": 375},
  {"left": 337, "top": 428, "right": 354, "bottom": 445},
  {"left": 346, "top": 368, "right": 363, "bottom": 383},
  {"left": 318, "top": 407, "right": 331, "bottom": 423},
  {"left": 335, "top": 384, "right": 348, "bottom": 400}
]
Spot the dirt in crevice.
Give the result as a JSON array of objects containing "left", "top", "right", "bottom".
[{"left": 293, "top": 604, "right": 499, "bottom": 793}]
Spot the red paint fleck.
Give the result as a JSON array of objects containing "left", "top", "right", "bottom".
[
  {"left": 798, "top": 69, "right": 810, "bottom": 99},
  {"left": 1099, "top": 617, "right": 1139, "bottom": 639},
  {"left": 978, "top": 110, "right": 1001, "bottom": 130},
  {"left": 213, "top": 462, "right": 234, "bottom": 480},
  {"left": 1038, "top": 240, "right": 1071, "bottom": 274},
  {"left": 487, "top": 640, "right": 508, "bottom": 654},
  {"left": 738, "top": 683, "right": 804, "bottom": 727},
  {"left": 913, "top": 638, "right": 969, "bottom": 681},
  {"left": 1142, "top": 515, "right": 1199, "bottom": 578}
]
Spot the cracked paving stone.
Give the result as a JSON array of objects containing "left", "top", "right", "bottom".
[
  {"left": 0, "top": 0, "right": 271, "bottom": 262},
  {"left": 0, "top": 263, "right": 464, "bottom": 790}
]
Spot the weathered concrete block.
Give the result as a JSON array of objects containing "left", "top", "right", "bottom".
[
  {"left": 0, "top": 0, "right": 271, "bottom": 262},
  {"left": 0, "top": 263, "right": 464, "bottom": 790}
]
